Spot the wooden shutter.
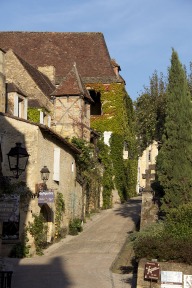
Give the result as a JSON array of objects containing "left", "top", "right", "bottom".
[
  {"left": 53, "top": 147, "right": 60, "bottom": 181},
  {"left": 14, "top": 94, "right": 19, "bottom": 116}
]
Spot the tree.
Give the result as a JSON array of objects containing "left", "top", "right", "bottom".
[
  {"left": 134, "top": 71, "right": 166, "bottom": 154},
  {"left": 156, "top": 49, "right": 192, "bottom": 212}
]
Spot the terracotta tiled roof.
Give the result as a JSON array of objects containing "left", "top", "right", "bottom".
[
  {"left": 0, "top": 32, "right": 123, "bottom": 84},
  {"left": 52, "top": 63, "right": 93, "bottom": 102}
]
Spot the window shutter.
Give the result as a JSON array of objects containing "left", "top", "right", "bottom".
[
  {"left": 53, "top": 147, "right": 60, "bottom": 181},
  {"left": 40, "top": 111, "right": 44, "bottom": 124},
  {"left": 24, "top": 98, "right": 28, "bottom": 120},
  {"left": 47, "top": 115, "right": 51, "bottom": 128},
  {"left": 14, "top": 94, "right": 19, "bottom": 116}
]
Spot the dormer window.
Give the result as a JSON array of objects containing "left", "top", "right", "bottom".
[{"left": 6, "top": 83, "right": 28, "bottom": 120}]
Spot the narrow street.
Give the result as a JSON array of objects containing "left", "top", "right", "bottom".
[{"left": 7, "top": 197, "right": 141, "bottom": 288}]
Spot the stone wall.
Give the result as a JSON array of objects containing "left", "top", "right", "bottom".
[
  {"left": 0, "top": 50, "right": 5, "bottom": 113},
  {"left": 54, "top": 95, "right": 90, "bottom": 141},
  {"left": 5, "top": 50, "right": 53, "bottom": 112},
  {"left": 0, "top": 114, "right": 82, "bottom": 255}
]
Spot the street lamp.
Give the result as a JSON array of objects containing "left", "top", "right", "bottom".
[
  {"left": 40, "top": 166, "right": 50, "bottom": 185},
  {"left": 7, "top": 142, "right": 29, "bottom": 179}
]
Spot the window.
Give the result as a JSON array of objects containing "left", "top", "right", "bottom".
[
  {"left": 148, "top": 150, "right": 151, "bottom": 162},
  {"left": 89, "top": 90, "right": 102, "bottom": 116},
  {"left": 53, "top": 147, "right": 60, "bottom": 181},
  {"left": 14, "top": 94, "right": 28, "bottom": 119}
]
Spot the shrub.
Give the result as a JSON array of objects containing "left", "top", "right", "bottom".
[
  {"left": 28, "top": 214, "right": 48, "bottom": 255},
  {"left": 132, "top": 220, "right": 192, "bottom": 264},
  {"left": 68, "top": 218, "right": 83, "bottom": 235}
]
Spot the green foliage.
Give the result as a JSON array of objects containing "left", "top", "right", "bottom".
[
  {"left": 68, "top": 218, "right": 83, "bottom": 235},
  {"left": 90, "top": 83, "right": 137, "bottom": 201},
  {"left": 9, "top": 229, "right": 30, "bottom": 258},
  {"left": 164, "top": 203, "right": 192, "bottom": 239},
  {"left": 55, "top": 192, "right": 65, "bottom": 240},
  {"left": 134, "top": 70, "right": 166, "bottom": 154},
  {"left": 97, "top": 138, "right": 114, "bottom": 208},
  {"left": 71, "top": 137, "right": 102, "bottom": 212},
  {"left": 156, "top": 49, "right": 192, "bottom": 212},
  {"left": 28, "top": 213, "right": 48, "bottom": 255},
  {"left": 132, "top": 220, "right": 192, "bottom": 264},
  {"left": 110, "top": 134, "right": 128, "bottom": 201},
  {"left": 27, "top": 107, "right": 40, "bottom": 123},
  {"left": 132, "top": 203, "right": 192, "bottom": 264}
]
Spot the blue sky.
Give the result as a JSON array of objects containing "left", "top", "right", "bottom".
[{"left": 1, "top": 0, "right": 192, "bottom": 101}]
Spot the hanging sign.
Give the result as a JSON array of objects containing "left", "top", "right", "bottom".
[{"left": 38, "top": 190, "right": 54, "bottom": 204}]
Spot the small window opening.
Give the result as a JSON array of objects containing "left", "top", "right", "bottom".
[{"left": 89, "top": 90, "right": 101, "bottom": 115}]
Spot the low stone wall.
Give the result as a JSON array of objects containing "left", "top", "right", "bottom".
[
  {"left": 140, "top": 191, "right": 158, "bottom": 229},
  {"left": 137, "top": 258, "right": 192, "bottom": 288}
]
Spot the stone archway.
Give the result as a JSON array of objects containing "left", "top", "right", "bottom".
[
  {"left": 40, "top": 204, "right": 53, "bottom": 242},
  {"left": 40, "top": 204, "right": 52, "bottom": 222}
]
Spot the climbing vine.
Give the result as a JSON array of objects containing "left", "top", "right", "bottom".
[
  {"left": 54, "top": 192, "right": 65, "bottom": 240},
  {"left": 28, "top": 107, "right": 41, "bottom": 123},
  {"left": 28, "top": 213, "right": 48, "bottom": 255},
  {"left": 88, "top": 83, "right": 138, "bottom": 202},
  {"left": 71, "top": 137, "right": 102, "bottom": 213}
]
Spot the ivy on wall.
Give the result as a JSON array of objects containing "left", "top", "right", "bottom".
[
  {"left": 54, "top": 192, "right": 65, "bottom": 240},
  {"left": 27, "top": 107, "right": 40, "bottom": 123},
  {"left": 88, "top": 83, "right": 138, "bottom": 202}
]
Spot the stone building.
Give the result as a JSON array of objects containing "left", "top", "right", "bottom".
[
  {"left": 0, "top": 31, "right": 127, "bottom": 255},
  {"left": 137, "top": 141, "right": 158, "bottom": 192},
  {"left": 0, "top": 45, "right": 84, "bottom": 255}
]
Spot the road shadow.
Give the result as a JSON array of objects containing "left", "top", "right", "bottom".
[
  {"left": 5, "top": 256, "right": 73, "bottom": 288},
  {"left": 113, "top": 197, "right": 142, "bottom": 228}
]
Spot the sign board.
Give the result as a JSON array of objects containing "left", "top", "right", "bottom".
[
  {"left": 0, "top": 194, "right": 20, "bottom": 222},
  {"left": 184, "top": 275, "right": 192, "bottom": 288},
  {"left": 161, "top": 271, "right": 183, "bottom": 287},
  {"left": 161, "top": 285, "right": 182, "bottom": 288},
  {"left": 144, "top": 262, "right": 160, "bottom": 280},
  {"left": 38, "top": 190, "right": 54, "bottom": 204}
]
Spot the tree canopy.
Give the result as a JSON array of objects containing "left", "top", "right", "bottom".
[
  {"left": 134, "top": 70, "right": 166, "bottom": 154},
  {"left": 156, "top": 49, "right": 192, "bottom": 211}
]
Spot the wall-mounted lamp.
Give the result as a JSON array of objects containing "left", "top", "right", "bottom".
[
  {"left": 40, "top": 166, "right": 50, "bottom": 184},
  {"left": 7, "top": 142, "right": 30, "bottom": 179}
]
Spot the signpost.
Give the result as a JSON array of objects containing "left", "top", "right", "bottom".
[{"left": 144, "top": 262, "right": 160, "bottom": 288}]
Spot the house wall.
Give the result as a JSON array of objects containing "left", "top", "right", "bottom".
[
  {"left": 0, "top": 114, "right": 82, "bottom": 255},
  {"left": 54, "top": 96, "right": 90, "bottom": 141},
  {"left": 137, "top": 141, "right": 158, "bottom": 192},
  {"left": 5, "top": 50, "right": 53, "bottom": 112},
  {"left": 0, "top": 50, "right": 5, "bottom": 113}
]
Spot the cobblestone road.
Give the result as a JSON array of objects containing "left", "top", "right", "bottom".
[{"left": 6, "top": 197, "right": 141, "bottom": 288}]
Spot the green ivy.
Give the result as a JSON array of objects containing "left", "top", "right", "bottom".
[
  {"left": 68, "top": 218, "right": 83, "bottom": 235},
  {"left": 27, "top": 107, "right": 40, "bottom": 123},
  {"left": 28, "top": 213, "right": 48, "bottom": 255},
  {"left": 97, "top": 138, "right": 114, "bottom": 208},
  {"left": 71, "top": 137, "right": 102, "bottom": 213},
  {"left": 88, "top": 83, "right": 138, "bottom": 202},
  {"left": 54, "top": 192, "right": 65, "bottom": 240}
]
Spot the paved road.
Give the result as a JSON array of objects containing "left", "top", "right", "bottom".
[{"left": 6, "top": 197, "right": 141, "bottom": 288}]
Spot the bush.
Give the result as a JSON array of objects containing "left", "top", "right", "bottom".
[
  {"left": 132, "top": 220, "right": 192, "bottom": 264},
  {"left": 164, "top": 203, "right": 192, "bottom": 239},
  {"left": 68, "top": 218, "right": 83, "bottom": 235},
  {"left": 10, "top": 242, "right": 30, "bottom": 258}
]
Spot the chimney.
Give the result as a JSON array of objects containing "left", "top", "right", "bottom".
[{"left": 38, "top": 65, "right": 56, "bottom": 85}]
